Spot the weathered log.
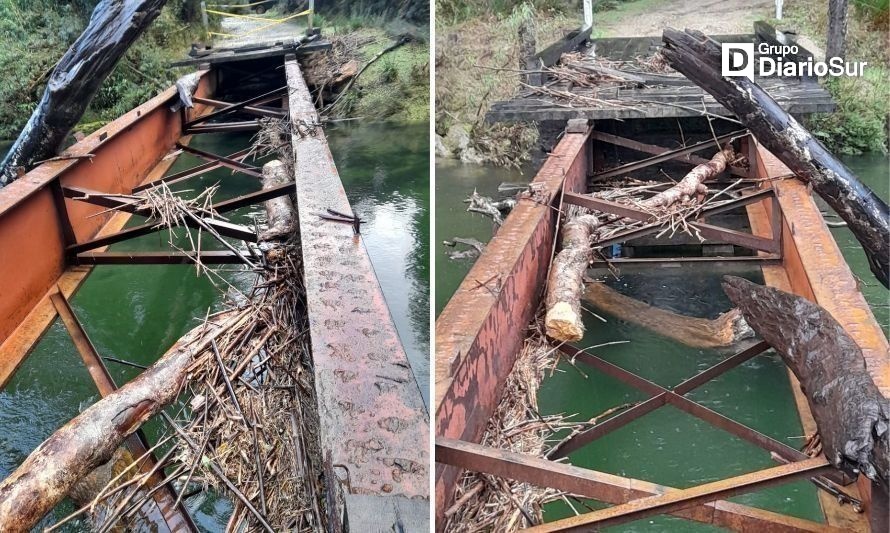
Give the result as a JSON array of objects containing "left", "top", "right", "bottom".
[
  {"left": 544, "top": 214, "right": 600, "bottom": 340},
  {"left": 661, "top": 28, "right": 890, "bottom": 287},
  {"left": 259, "top": 160, "right": 296, "bottom": 241},
  {"left": 0, "top": 318, "right": 234, "bottom": 532},
  {"left": 583, "top": 282, "right": 753, "bottom": 349},
  {"left": 722, "top": 275, "right": 889, "bottom": 488},
  {"left": 0, "top": 0, "right": 167, "bottom": 186},
  {"left": 465, "top": 189, "right": 517, "bottom": 225},
  {"left": 544, "top": 145, "right": 734, "bottom": 342}
]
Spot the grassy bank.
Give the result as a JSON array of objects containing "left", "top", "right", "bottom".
[
  {"left": 435, "top": 3, "right": 578, "bottom": 164},
  {"left": 0, "top": 0, "right": 207, "bottom": 139},
  {"left": 780, "top": 0, "right": 889, "bottom": 154},
  {"left": 320, "top": 20, "right": 430, "bottom": 123}
]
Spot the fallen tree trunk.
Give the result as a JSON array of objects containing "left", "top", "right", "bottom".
[
  {"left": 583, "top": 282, "right": 752, "bottom": 349},
  {"left": 0, "top": 316, "right": 238, "bottom": 532},
  {"left": 722, "top": 275, "right": 889, "bottom": 488},
  {"left": 661, "top": 28, "right": 890, "bottom": 288},
  {"left": 0, "top": 0, "right": 167, "bottom": 186},
  {"left": 544, "top": 145, "right": 734, "bottom": 342},
  {"left": 259, "top": 160, "right": 297, "bottom": 240}
]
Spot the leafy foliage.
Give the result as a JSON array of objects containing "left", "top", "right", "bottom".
[{"left": 0, "top": 0, "right": 205, "bottom": 139}]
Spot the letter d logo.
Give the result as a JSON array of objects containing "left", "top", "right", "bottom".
[{"left": 721, "top": 43, "right": 754, "bottom": 80}]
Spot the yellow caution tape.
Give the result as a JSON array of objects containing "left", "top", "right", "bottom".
[
  {"left": 206, "top": 0, "right": 275, "bottom": 7},
  {"left": 205, "top": 8, "right": 284, "bottom": 22},
  {"left": 210, "top": 9, "right": 311, "bottom": 39}
]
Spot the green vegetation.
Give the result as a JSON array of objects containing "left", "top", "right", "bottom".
[
  {"left": 327, "top": 27, "right": 430, "bottom": 123},
  {"left": 0, "top": 0, "right": 207, "bottom": 139},
  {"left": 436, "top": 3, "right": 577, "bottom": 164},
  {"left": 782, "top": 0, "right": 889, "bottom": 154}
]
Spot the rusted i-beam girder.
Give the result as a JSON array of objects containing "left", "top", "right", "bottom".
[
  {"left": 284, "top": 55, "right": 429, "bottom": 528},
  {"left": 184, "top": 86, "right": 286, "bottom": 128},
  {"left": 435, "top": 124, "right": 592, "bottom": 526},
  {"left": 74, "top": 251, "right": 245, "bottom": 265},
  {"left": 192, "top": 96, "right": 286, "bottom": 119},
  {"left": 175, "top": 143, "right": 262, "bottom": 178},
  {"left": 436, "top": 438, "right": 840, "bottom": 532}
]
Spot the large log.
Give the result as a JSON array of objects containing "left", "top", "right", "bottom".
[
  {"left": 544, "top": 145, "right": 734, "bottom": 342},
  {"left": 0, "top": 318, "right": 232, "bottom": 532},
  {"left": 660, "top": 28, "right": 890, "bottom": 287},
  {"left": 583, "top": 282, "right": 752, "bottom": 349},
  {"left": 0, "top": 0, "right": 167, "bottom": 186},
  {"left": 722, "top": 275, "right": 889, "bottom": 488}
]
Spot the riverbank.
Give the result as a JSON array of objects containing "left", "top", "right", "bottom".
[
  {"left": 0, "top": 1, "right": 429, "bottom": 143},
  {"left": 435, "top": 0, "right": 889, "bottom": 163}
]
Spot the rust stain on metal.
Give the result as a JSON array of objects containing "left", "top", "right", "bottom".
[
  {"left": 434, "top": 128, "right": 590, "bottom": 522},
  {"left": 284, "top": 57, "right": 428, "bottom": 500}
]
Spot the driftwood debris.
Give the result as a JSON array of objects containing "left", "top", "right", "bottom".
[
  {"left": 583, "top": 282, "right": 752, "bottom": 349},
  {"left": 259, "top": 160, "right": 296, "bottom": 240},
  {"left": 466, "top": 189, "right": 517, "bottom": 225},
  {"left": 722, "top": 276, "right": 889, "bottom": 487},
  {"left": 0, "top": 159, "right": 313, "bottom": 531},
  {"left": 661, "top": 28, "right": 890, "bottom": 287},
  {"left": 0, "top": 319, "right": 220, "bottom": 532},
  {"left": 544, "top": 144, "right": 735, "bottom": 342},
  {"left": 444, "top": 237, "right": 486, "bottom": 260},
  {"left": 0, "top": 0, "right": 167, "bottom": 186}
]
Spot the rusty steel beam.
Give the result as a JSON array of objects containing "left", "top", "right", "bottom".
[
  {"left": 591, "top": 130, "right": 751, "bottom": 178},
  {"left": 529, "top": 456, "right": 834, "bottom": 532},
  {"left": 74, "top": 250, "right": 245, "bottom": 265},
  {"left": 184, "top": 85, "right": 286, "bottom": 128},
  {"left": 49, "top": 291, "right": 198, "bottom": 532},
  {"left": 591, "top": 256, "right": 782, "bottom": 266},
  {"left": 592, "top": 131, "right": 745, "bottom": 180},
  {"left": 551, "top": 341, "right": 769, "bottom": 457},
  {"left": 562, "top": 345, "right": 814, "bottom": 464},
  {"left": 192, "top": 96, "right": 286, "bottom": 119},
  {"left": 437, "top": 438, "right": 838, "bottom": 532},
  {"left": 284, "top": 56, "right": 429, "bottom": 518},
  {"left": 132, "top": 147, "right": 253, "bottom": 193},
  {"left": 175, "top": 143, "right": 261, "bottom": 178},
  {"left": 185, "top": 121, "right": 261, "bottom": 134}
]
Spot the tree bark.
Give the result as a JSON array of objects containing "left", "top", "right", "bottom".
[
  {"left": 826, "top": 0, "right": 849, "bottom": 62},
  {"left": 722, "top": 275, "right": 888, "bottom": 488},
  {"left": 260, "top": 160, "right": 296, "bottom": 241},
  {"left": 583, "top": 282, "right": 753, "bottom": 349},
  {"left": 0, "top": 318, "right": 235, "bottom": 532},
  {"left": 0, "top": 0, "right": 167, "bottom": 187},
  {"left": 661, "top": 28, "right": 889, "bottom": 288},
  {"left": 544, "top": 145, "right": 734, "bottom": 342}
]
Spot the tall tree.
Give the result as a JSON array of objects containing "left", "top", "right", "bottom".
[
  {"left": 0, "top": 0, "right": 167, "bottom": 187},
  {"left": 826, "top": 0, "right": 849, "bottom": 61}
]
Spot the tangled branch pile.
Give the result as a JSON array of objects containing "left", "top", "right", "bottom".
[
  {"left": 545, "top": 143, "right": 746, "bottom": 341},
  {"left": 444, "top": 317, "right": 633, "bottom": 532}
]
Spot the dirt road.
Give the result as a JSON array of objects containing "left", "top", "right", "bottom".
[{"left": 599, "top": 0, "right": 776, "bottom": 37}]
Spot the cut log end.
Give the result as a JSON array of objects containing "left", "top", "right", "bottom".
[{"left": 545, "top": 302, "right": 584, "bottom": 342}]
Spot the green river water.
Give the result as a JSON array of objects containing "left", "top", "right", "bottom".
[
  {"left": 434, "top": 153, "right": 889, "bottom": 530},
  {"left": 0, "top": 121, "right": 429, "bottom": 530}
]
